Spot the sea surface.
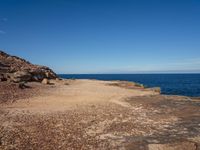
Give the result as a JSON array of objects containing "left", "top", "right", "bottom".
[{"left": 59, "top": 74, "right": 200, "bottom": 97}]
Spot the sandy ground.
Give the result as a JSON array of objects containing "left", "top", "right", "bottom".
[
  {"left": 0, "top": 79, "right": 200, "bottom": 150},
  {"left": 2, "top": 80, "right": 157, "bottom": 113}
]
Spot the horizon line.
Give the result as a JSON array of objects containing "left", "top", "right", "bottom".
[{"left": 58, "top": 72, "right": 200, "bottom": 75}]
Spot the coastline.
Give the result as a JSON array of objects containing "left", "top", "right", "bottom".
[
  {"left": 0, "top": 79, "right": 200, "bottom": 149},
  {"left": 59, "top": 74, "right": 200, "bottom": 97}
]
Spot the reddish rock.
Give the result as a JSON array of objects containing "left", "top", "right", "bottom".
[{"left": 0, "top": 50, "right": 57, "bottom": 82}]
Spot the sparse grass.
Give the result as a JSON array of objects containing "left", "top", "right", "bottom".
[
  {"left": 134, "top": 82, "right": 144, "bottom": 88},
  {"left": 108, "top": 81, "right": 145, "bottom": 89}
]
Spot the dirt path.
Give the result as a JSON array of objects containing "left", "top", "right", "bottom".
[{"left": 0, "top": 80, "right": 200, "bottom": 150}]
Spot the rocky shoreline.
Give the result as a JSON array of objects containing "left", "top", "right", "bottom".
[{"left": 0, "top": 51, "right": 200, "bottom": 150}]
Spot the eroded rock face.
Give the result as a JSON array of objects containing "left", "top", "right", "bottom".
[
  {"left": 10, "top": 71, "right": 32, "bottom": 82},
  {"left": 0, "top": 50, "right": 57, "bottom": 82}
]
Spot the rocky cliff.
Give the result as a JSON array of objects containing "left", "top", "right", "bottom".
[{"left": 0, "top": 50, "right": 57, "bottom": 82}]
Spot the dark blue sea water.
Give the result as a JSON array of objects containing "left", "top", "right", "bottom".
[{"left": 59, "top": 74, "right": 200, "bottom": 97}]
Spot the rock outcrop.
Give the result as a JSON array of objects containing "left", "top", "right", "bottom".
[{"left": 0, "top": 50, "right": 57, "bottom": 82}]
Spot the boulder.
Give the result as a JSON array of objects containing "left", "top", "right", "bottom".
[
  {"left": 56, "top": 78, "right": 62, "bottom": 81},
  {"left": 31, "top": 74, "right": 44, "bottom": 81},
  {"left": 41, "top": 78, "right": 49, "bottom": 84},
  {"left": 18, "top": 82, "right": 28, "bottom": 89}
]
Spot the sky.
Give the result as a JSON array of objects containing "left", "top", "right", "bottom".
[{"left": 0, "top": 0, "right": 200, "bottom": 74}]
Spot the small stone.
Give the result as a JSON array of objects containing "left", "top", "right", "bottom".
[{"left": 18, "top": 82, "right": 26, "bottom": 89}]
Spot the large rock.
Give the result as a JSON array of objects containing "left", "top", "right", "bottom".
[
  {"left": 30, "top": 66, "right": 57, "bottom": 81},
  {"left": 0, "top": 50, "right": 58, "bottom": 82},
  {"left": 41, "top": 78, "right": 49, "bottom": 84}
]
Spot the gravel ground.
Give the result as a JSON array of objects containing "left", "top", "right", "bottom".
[
  {"left": 0, "top": 80, "right": 200, "bottom": 150},
  {"left": 0, "top": 82, "right": 55, "bottom": 104}
]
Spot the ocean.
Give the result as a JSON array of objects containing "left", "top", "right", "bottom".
[{"left": 59, "top": 74, "right": 200, "bottom": 97}]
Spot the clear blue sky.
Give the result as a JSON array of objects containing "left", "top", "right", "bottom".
[{"left": 0, "top": 0, "right": 200, "bottom": 74}]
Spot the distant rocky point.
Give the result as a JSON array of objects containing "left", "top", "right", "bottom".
[{"left": 0, "top": 50, "right": 57, "bottom": 83}]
